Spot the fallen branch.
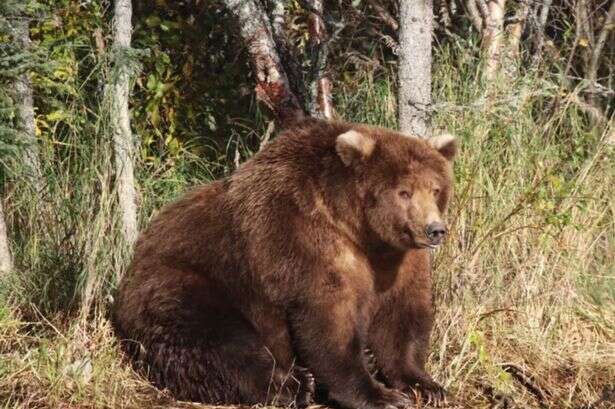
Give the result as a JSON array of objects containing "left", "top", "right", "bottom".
[{"left": 500, "top": 363, "right": 550, "bottom": 406}]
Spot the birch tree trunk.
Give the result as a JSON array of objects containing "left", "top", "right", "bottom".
[
  {"left": 12, "top": 18, "right": 43, "bottom": 192},
  {"left": 398, "top": 0, "right": 433, "bottom": 138},
  {"left": 224, "top": 0, "right": 304, "bottom": 124},
  {"left": 110, "top": 0, "right": 138, "bottom": 247},
  {"left": 307, "top": 0, "right": 333, "bottom": 119},
  {"left": 481, "top": 0, "right": 506, "bottom": 82},
  {"left": 0, "top": 199, "right": 13, "bottom": 275},
  {"left": 531, "top": 0, "right": 553, "bottom": 65}
]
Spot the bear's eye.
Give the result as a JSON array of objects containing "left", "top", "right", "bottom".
[
  {"left": 398, "top": 190, "right": 412, "bottom": 200},
  {"left": 433, "top": 187, "right": 441, "bottom": 195}
]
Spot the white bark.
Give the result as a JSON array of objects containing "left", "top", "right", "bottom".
[
  {"left": 531, "top": 0, "right": 553, "bottom": 65},
  {"left": 466, "top": 0, "right": 484, "bottom": 32},
  {"left": 481, "top": 0, "right": 506, "bottom": 82},
  {"left": 224, "top": 0, "right": 304, "bottom": 122},
  {"left": 12, "top": 18, "right": 43, "bottom": 192},
  {"left": 0, "top": 199, "right": 13, "bottom": 275},
  {"left": 398, "top": 0, "right": 433, "bottom": 138},
  {"left": 110, "top": 0, "right": 138, "bottom": 247}
]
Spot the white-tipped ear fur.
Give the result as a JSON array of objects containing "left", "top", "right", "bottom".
[
  {"left": 428, "top": 132, "right": 457, "bottom": 161},
  {"left": 336, "top": 130, "right": 375, "bottom": 166}
]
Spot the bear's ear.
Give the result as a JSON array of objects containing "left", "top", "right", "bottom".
[
  {"left": 335, "top": 130, "right": 375, "bottom": 166},
  {"left": 428, "top": 133, "right": 457, "bottom": 161}
]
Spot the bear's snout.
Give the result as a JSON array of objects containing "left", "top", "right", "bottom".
[{"left": 425, "top": 222, "right": 447, "bottom": 245}]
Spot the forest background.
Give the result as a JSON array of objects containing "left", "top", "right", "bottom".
[{"left": 0, "top": 0, "right": 613, "bottom": 408}]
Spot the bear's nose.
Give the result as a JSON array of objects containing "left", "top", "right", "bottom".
[{"left": 426, "top": 222, "right": 447, "bottom": 243}]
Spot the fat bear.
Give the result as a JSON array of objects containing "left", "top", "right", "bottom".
[{"left": 112, "top": 118, "right": 457, "bottom": 408}]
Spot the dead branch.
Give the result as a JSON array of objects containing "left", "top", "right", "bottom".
[
  {"left": 500, "top": 363, "right": 550, "bottom": 406},
  {"left": 366, "top": 0, "right": 398, "bottom": 31},
  {"left": 567, "top": 92, "right": 609, "bottom": 124}
]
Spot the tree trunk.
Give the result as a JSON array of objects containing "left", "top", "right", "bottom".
[
  {"left": 0, "top": 199, "right": 13, "bottom": 275},
  {"left": 531, "top": 0, "right": 553, "bottom": 65},
  {"left": 398, "top": 0, "right": 433, "bottom": 138},
  {"left": 481, "top": 0, "right": 506, "bottom": 82},
  {"left": 466, "top": 0, "right": 484, "bottom": 32},
  {"left": 12, "top": 18, "right": 43, "bottom": 192},
  {"left": 587, "top": 1, "right": 615, "bottom": 107},
  {"left": 575, "top": 0, "right": 594, "bottom": 76},
  {"left": 307, "top": 0, "right": 333, "bottom": 119},
  {"left": 224, "top": 0, "right": 304, "bottom": 124},
  {"left": 505, "top": 0, "right": 529, "bottom": 62},
  {"left": 110, "top": 0, "right": 139, "bottom": 247}
]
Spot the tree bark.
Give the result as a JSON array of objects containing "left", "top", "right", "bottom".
[
  {"left": 12, "top": 17, "right": 43, "bottom": 192},
  {"left": 466, "top": 0, "right": 484, "bottom": 32},
  {"left": 531, "top": 0, "right": 553, "bottom": 65},
  {"left": 224, "top": 0, "right": 304, "bottom": 124},
  {"left": 481, "top": 0, "right": 506, "bottom": 82},
  {"left": 110, "top": 0, "right": 139, "bottom": 247},
  {"left": 587, "top": 0, "right": 615, "bottom": 106},
  {"left": 398, "top": 0, "right": 433, "bottom": 138},
  {"left": 575, "top": 0, "right": 593, "bottom": 76},
  {"left": 0, "top": 199, "right": 13, "bottom": 275},
  {"left": 307, "top": 0, "right": 333, "bottom": 119},
  {"left": 505, "top": 0, "right": 530, "bottom": 62}
]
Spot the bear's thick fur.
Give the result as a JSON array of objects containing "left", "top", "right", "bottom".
[{"left": 113, "top": 119, "right": 456, "bottom": 408}]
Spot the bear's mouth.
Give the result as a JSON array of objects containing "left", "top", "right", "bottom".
[
  {"left": 416, "top": 240, "right": 439, "bottom": 249},
  {"left": 402, "top": 227, "right": 441, "bottom": 249}
]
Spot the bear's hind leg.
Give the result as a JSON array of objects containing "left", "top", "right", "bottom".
[{"left": 133, "top": 324, "right": 311, "bottom": 405}]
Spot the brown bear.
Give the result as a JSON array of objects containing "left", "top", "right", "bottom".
[{"left": 112, "top": 118, "right": 456, "bottom": 408}]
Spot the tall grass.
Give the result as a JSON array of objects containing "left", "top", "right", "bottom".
[{"left": 1, "top": 36, "right": 613, "bottom": 409}]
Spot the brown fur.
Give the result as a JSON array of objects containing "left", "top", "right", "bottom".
[{"left": 112, "top": 118, "right": 456, "bottom": 408}]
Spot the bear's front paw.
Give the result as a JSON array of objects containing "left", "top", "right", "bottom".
[
  {"left": 407, "top": 378, "right": 448, "bottom": 407},
  {"left": 367, "top": 384, "right": 412, "bottom": 409}
]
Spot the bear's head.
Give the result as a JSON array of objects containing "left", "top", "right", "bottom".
[{"left": 336, "top": 128, "right": 457, "bottom": 251}]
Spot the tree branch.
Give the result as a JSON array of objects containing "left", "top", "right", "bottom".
[{"left": 366, "top": 0, "right": 399, "bottom": 31}]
